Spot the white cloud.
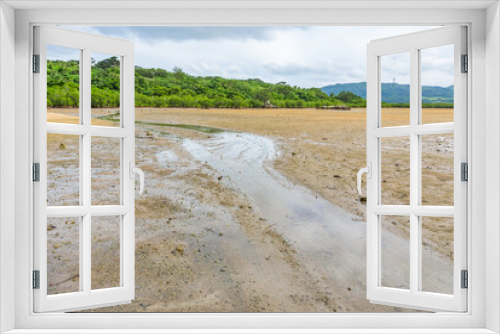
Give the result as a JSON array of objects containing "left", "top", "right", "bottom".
[{"left": 61, "top": 26, "right": 453, "bottom": 88}]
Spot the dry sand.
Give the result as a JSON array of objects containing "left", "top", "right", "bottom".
[{"left": 45, "top": 107, "right": 454, "bottom": 313}]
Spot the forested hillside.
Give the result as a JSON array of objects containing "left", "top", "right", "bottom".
[
  {"left": 47, "top": 57, "right": 365, "bottom": 109},
  {"left": 321, "top": 82, "right": 454, "bottom": 107}
]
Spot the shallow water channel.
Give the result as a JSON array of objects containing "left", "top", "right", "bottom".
[{"left": 183, "top": 132, "right": 454, "bottom": 303}]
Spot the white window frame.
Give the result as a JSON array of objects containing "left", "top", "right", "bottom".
[
  {"left": 33, "top": 26, "right": 136, "bottom": 313},
  {"left": 1, "top": 2, "right": 499, "bottom": 333},
  {"left": 366, "top": 26, "right": 468, "bottom": 312}
]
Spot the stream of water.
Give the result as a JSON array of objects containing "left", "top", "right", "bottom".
[{"left": 183, "top": 132, "right": 454, "bottom": 302}]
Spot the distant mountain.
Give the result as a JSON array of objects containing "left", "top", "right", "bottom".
[{"left": 321, "top": 82, "right": 454, "bottom": 104}]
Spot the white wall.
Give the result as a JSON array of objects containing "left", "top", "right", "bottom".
[
  {"left": 6, "top": 5, "right": 492, "bottom": 332},
  {"left": 0, "top": 2, "right": 16, "bottom": 333},
  {"left": 486, "top": 2, "right": 500, "bottom": 332}
]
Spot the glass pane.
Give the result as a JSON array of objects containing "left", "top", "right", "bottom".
[
  {"left": 381, "top": 137, "right": 410, "bottom": 205},
  {"left": 47, "top": 133, "right": 80, "bottom": 206},
  {"left": 381, "top": 215, "right": 410, "bottom": 289},
  {"left": 47, "top": 217, "right": 80, "bottom": 295},
  {"left": 421, "top": 45, "right": 454, "bottom": 124},
  {"left": 91, "top": 52, "right": 121, "bottom": 127},
  {"left": 380, "top": 51, "right": 410, "bottom": 127},
  {"left": 92, "top": 216, "right": 121, "bottom": 290},
  {"left": 421, "top": 216, "right": 454, "bottom": 294},
  {"left": 47, "top": 44, "right": 80, "bottom": 124},
  {"left": 91, "top": 136, "right": 121, "bottom": 205},
  {"left": 421, "top": 133, "right": 454, "bottom": 206}
]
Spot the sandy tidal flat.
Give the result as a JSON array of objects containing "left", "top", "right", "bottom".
[{"left": 46, "top": 107, "right": 454, "bottom": 312}]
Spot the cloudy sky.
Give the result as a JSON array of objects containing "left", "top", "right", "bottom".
[{"left": 54, "top": 26, "right": 454, "bottom": 88}]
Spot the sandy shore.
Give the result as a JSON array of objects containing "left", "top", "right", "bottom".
[{"left": 45, "top": 107, "right": 454, "bottom": 312}]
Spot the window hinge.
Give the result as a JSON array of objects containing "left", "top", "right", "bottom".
[
  {"left": 461, "top": 270, "right": 468, "bottom": 289},
  {"left": 33, "top": 270, "right": 40, "bottom": 289},
  {"left": 461, "top": 54, "right": 468, "bottom": 73},
  {"left": 461, "top": 162, "right": 468, "bottom": 182},
  {"left": 33, "top": 163, "right": 40, "bottom": 182},
  {"left": 33, "top": 54, "right": 40, "bottom": 73}
]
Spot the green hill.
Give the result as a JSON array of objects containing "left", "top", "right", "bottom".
[
  {"left": 47, "top": 57, "right": 364, "bottom": 109},
  {"left": 321, "top": 82, "right": 454, "bottom": 106}
]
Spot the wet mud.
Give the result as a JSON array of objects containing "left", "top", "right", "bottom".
[{"left": 46, "top": 108, "right": 453, "bottom": 313}]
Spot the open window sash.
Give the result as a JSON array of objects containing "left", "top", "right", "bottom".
[
  {"left": 366, "top": 26, "right": 467, "bottom": 312},
  {"left": 33, "top": 26, "right": 136, "bottom": 312}
]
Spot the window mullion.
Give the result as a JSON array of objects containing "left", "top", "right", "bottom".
[
  {"left": 46, "top": 123, "right": 88, "bottom": 135},
  {"left": 409, "top": 47, "right": 420, "bottom": 294},
  {"left": 413, "top": 123, "right": 454, "bottom": 135},
  {"left": 82, "top": 47, "right": 92, "bottom": 294}
]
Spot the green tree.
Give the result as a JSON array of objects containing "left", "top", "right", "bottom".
[{"left": 47, "top": 57, "right": 370, "bottom": 109}]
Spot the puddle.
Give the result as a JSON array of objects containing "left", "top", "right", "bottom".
[
  {"left": 156, "top": 150, "right": 179, "bottom": 164},
  {"left": 183, "top": 132, "right": 454, "bottom": 299}
]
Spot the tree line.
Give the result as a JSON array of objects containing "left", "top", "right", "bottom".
[{"left": 47, "top": 57, "right": 366, "bottom": 109}]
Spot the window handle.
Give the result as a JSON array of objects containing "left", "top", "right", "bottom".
[
  {"left": 357, "top": 162, "right": 372, "bottom": 195},
  {"left": 129, "top": 162, "right": 145, "bottom": 195}
]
